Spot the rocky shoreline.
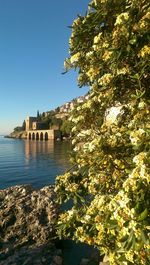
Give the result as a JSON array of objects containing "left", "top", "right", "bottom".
[
  {"left": 0, "top": 185, "right": 106, "bottom": 265},
  {"left": 5, "top": 131, "right": 27, "bottom": 139},
  {"left": 0, "top": 185, "right": 61, "bottom": 265}
]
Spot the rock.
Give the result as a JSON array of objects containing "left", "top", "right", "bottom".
[
  {"left": 53, "top": 255, "right": 62, "bottom": 265},
  {"left": 80, "top": 258, "right": 90, "bottom": 265},
  {"left": 55, "top": 249, "right": 62, "bottom": 256},
  {"left": 0, "top": 185, "right": 58, "bottom": 265},
  {"left": 6, "top": 131, "right": 27, "bottom": 139}
]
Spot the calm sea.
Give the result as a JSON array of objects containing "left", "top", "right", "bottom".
[
  {"left": 0, "top": 136, "right": 71, "bottom": 190},
  {"left": 0, "top": 136, "right": 98, "bottom": 264}
]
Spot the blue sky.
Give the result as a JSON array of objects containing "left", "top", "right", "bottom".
[{"left": 0, "top": 0, "right": 89, "bottom": 135}]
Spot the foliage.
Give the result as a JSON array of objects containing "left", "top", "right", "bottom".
[
  {"left": 40, "top": 111, "right": 62, "bottom": 128},
  {"left": 55, "top": 0, "right": 150, "bottom": 264},
  {"left": 50, "top": 116, "right": 62, "bottom": 128},
  {"left": 14, "top": 120, "right": 26, "bottom": 132},
  {"left": 22, "top": 120, "right": 26, "bottom": 131},
  {"left": 13, "top": 126, "right": 23, "bottom": 132},
  {"left": 37, "top": 110, "right": 40, "bottom": 119},
  {"left": 55, "top": 107, "right": 60, "bottom": 113},
  {"left": 60, "top": 119, "right": 73, "bottom": 137}
]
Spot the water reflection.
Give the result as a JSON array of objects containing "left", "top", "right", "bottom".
[
  {"left": 24, "top": 140, "right": 54, "bottom": 161},
  {"left": 24, "top": 139, "right": 72, "bottom": 169},
  {"left": 0, "top": 138, "right": 72, "bottom": 189}
]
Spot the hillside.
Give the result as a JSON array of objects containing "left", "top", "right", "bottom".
[{"left": 10, "top": 95, "right": 88, "bottom": 139}]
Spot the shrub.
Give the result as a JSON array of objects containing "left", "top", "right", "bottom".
[{"left": 55, "top": 1, "right": 150, "bottom": 264}]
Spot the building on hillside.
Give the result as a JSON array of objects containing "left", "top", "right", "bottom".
[
  {"left": 55, "top": 113, "right": 68, "bottom": 119},
  {"left": 25, "top": 117, "right": 62, "bottom": 141},
  {"left": 25, "top": 117, "right": 48, "bottom": 131},
  {"left": 25, "top": 117, "right": 38, "bottom": 131},
  {"left": 32, "top": 121, "right": 48, "bottom": 130},
  {"left": 59, "top": 101, "right": 75, "bottom": 113}
]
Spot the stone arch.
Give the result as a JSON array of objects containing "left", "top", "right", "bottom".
[
  {"left": 40, "top": 132, "right": 43, "bottom": 141},
  {"left": 36, "top": 132, "right": 39, "bottom": 140},
  {"left": 32, "top": 132, "right": 35, "bottom": 140},
  {"left": 45, "top": 132, "right": 48, "bottom": 141},
  {"left": 29, "top": 133, "right": 31, "bottom": 140}
]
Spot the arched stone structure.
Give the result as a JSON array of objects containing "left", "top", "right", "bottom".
[
  {"left": 29, "top": 133, "right": 31, "bottom": 140},
  {"left": 36, "top": 132, "right": 39, "bottom": 140},
  {"left": 45, "top": 132, "right": 48, "bottom": 141},
  {"left": 27, "top": 130, "right": 61, "bottom": 141},
  {"left": 40, "top": 132, "right": 43, "bottom": 141},
  {"left": 32, "top": 133, "right": 35, "bottom": 140}
]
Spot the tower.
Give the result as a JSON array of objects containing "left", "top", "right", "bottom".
[{"left": 25, "top": 117, "right": 37, "bottom": 131}]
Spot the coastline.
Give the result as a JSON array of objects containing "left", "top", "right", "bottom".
[
  {"left": 4, "top": 131, "right": 27, "bottom": 139},
  {"left": 0, "top": 184, "right": 61, "bottom": 265},
  {"left": 5, "top": 131, "right": 71, "bottom": 141},
  {"left": 0, "top": 184, "right": 102, "bottom": 265},
  {"left": 0, "top": 136, "right": 101, "bottom": 264}
]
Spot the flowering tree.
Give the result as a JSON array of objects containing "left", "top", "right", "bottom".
[{"left": 55, "top": 0, "right": 150, "bottom": 264}]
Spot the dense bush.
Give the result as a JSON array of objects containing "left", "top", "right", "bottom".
[
  {"left": 60, "top": 119, "right": 73, "bottom": 137},
  {"left": 55, "top": 0, "right": 150, "bottom": 264}
]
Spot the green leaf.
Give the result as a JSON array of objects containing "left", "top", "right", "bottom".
[
  {"left": 138, "top": 208, "right": 148, "bottom": 221},
  {"left": 120, "top": 234, "right": 128, "bottom": 242}
]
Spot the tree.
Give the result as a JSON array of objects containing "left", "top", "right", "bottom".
[
  {"left": 36, "top": 110, "right": 42, "bottom": 122},
  {"left": 13, "top": 126, "right": 23, "bottom": 132},
  {"left": 55, "top": 107, "right": 60, "bottom": 113},
  {"left": 22, "top": 120, "right": 26, "bottom": 131},
  {"left": 55, "top": 0, "right": 150, "bottom": 264},
  {"left": 37, "top": 110, "right": 40, "bottom": 118},
  {"left": 60, "top": 119, "right": 73, "bottom": 137},
  {"left": 50, "top": 117, "right": 62, "bottom": 128}
]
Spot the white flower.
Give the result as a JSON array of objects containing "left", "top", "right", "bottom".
[
  {"left": 83, "top": 142, "right": 95, "bottom": 152},
  {"left": 129, "top": 220, "right": 137, "bottom": 231},
  {"left": 117, "top": 67, "right": 129, "bottom": 75},
  {"left": 68, "top": 209, "right": 75, "bottom": 217},
  {"left": 93, "top": 0, "right": 107, "bottom": 4},
  {"left": 73, "top": 146, "right": 79, "bottom": 152},
  {"left": 78, "top": 129, "right": 92, "bottom": 137},
  {"left": 140, "top": 165, "right": 147, "bottom": 178},
  {"left": 138, "top": 101, "right": 146, "bottom": 109},
  {"left": 119, "top": 198, "right": 130, "bottom": 208},
  {"left": 138, "top": 45, "right": 150, "bottom": 58},
  {"left": 130, "top": 129, "right": 145, "bottom": 145},
  {"left": 86, "top": 51, "right": 94, "bottom": 58},
  {"left": 115, "top": 12, "right": 129, "bottom": 26},
  {"left": 93, "top": 33, "right": 102, "bottom": 44},
  {"left": 105, "top": 106, "right": 122, "bottom": 125},
  {"left": 133, "top": 152, "right": 146, "bottom": 165},
  {"left": 84, "top": 214, "right": 91, "bottom": 221},
  {"left": 98, "top": 73, "right": 113, "bottom": 86},
  {"left": 70, "top": 52, "right": 81, "bottom": 64}
]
